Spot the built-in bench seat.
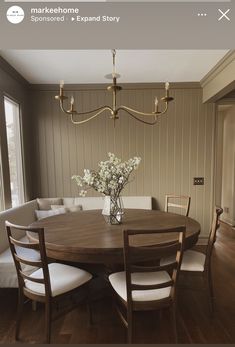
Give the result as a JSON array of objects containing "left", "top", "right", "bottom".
[
  {"left": 0, "top": 196, "right": 152, "bottom": 287},
  {"left": 0, "top": 235, "right": 40, "bottom": 288},
  {"left": 62, "top": 196, "right": 152, "bottom": 211}
]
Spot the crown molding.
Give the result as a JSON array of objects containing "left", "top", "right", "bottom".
[
  {"left": 200, "top": 50, "right": 235, "bottom": 87},
  {"left": 0, "top": 56, "right": 201, "bottom": 91},
  {"left": 201, "top": 50, "right": 235, "bottom": 102},
  {"left": 29, "top": 82, "right": 201, "bottom": 92},
  {"left": 217, "top": 98, "right": 235, "bottom": 106},
  {"left": 223, "top": 90, "right": 235, "bottom": 99},
  {"left": 0, "top": 56, "right": 30, "bottom": 88}
]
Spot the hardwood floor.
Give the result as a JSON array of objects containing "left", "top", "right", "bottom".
[{"left": 0, "top": 223, "right": 235, "bottom": 344}]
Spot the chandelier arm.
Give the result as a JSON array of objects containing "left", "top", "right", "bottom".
[
  {"left": 59, "top": 100, "right": 72, "bottom": 115},
  {"left": 56, "top": 50, "right": 173, "bottom": 126},
  {"left": 118, "top": 103, "right": 169, "bottom": 117},
  {"left": 60, "top": 100, "right": 113, "bottom": 117},
  {"left": 70, "top": 107, "right": 113, "bottom": 125},
  {"left": 122, "top": 108, "right": 159, "bottom": 126}
]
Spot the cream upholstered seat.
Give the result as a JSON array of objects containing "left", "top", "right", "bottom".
[
  {"left": 180, "top": 250, "right": 206, "bottom": 271},
  {"left": 161, "top": 250, "right": 206, "bottom": 272},
  {"left": 109, "top": 271, "right": 172, "bottom": 302},
  {"left": 6, "top": 222, "right": 93, "bottom": 343},
  {"left": 108, "top": 227, "right": 185, "bottom": 343},
  {"left": 0, "top": 197, "right": 152, "bottom": 289},
  {"left": 25, "top": 263, "right": 92, "bottom": 297},
  {"left": 161, "top": 206, "right": 223, "bottom": 316}
]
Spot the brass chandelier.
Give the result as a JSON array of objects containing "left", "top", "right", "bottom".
[{"left": 55, "top": 50, "right": 174, "bottom": 125}]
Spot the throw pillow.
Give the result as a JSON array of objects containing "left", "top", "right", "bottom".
[
  {"left": 37, "top": 198, "right": 63, "bottom": 210},
  {"left": 51, "top": 204, "right": 82, "bottom": 212}
]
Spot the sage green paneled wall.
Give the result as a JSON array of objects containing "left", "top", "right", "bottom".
[{"left": 31, "top": 86, "right": 215, "bottom": 237}]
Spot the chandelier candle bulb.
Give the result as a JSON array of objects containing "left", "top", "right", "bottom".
[
  {"left": 154, "top": 97, "right": 159, "bottom": 112},
  {"left": 165, "top": 82, "right": 170, "bottom": 97},
  {"left": 112, "top": 48, "right": 116, "bottom": 74},
  {"left": 55, "top": 50, "right": 174, "bottom": 126},
  {"left": 59, "top": 80, "right": 64, "bottom": 97}
]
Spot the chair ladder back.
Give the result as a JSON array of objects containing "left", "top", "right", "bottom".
[
  {"left": 6, "top": 225, "right": 24, "bottom": 288},
  {"left": 9, "top": 236, "right": 40, "bottom": 250},
  {"left": 123, "top": 227, "right": 185, "bottom": 305},
  {"left": 165, "top": 195, "right": 191, "bottom": 217},
  {"left": 171, "top": 229, "right": 185, "bottom": 292},
  {"left": 14, "top": 252, "right": 43, "bottom": 267},
  {"left": 130, "top": 261, "right": 178, "bottom": 273},
  {"left": 128, "top": 242, "right": 181, "bottom": 263},
  {"left": 205, "top": 206, "right": 223, "bottom": 269},
  {"left": 5, "top": 221, "right": 52, "bottom": 297}
]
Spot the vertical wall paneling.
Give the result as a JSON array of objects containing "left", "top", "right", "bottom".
[{"left": 31, "top": 85, "right": 215, "bottom": 236}]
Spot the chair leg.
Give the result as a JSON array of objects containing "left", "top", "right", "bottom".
[
  {"left": 15, "top": 290, "right": 24, "bottom": 341},
  {"left": 170, "top": 304, "right": 178, "bottom": 343},
  {"left": 205, "top": 271, "right": 214, "bottom": 316},
  {"left": 127, "top": 310, "right": 133, "bottom": 344},
  {"left": 32, "top": 301, "right": 37, "bottom": 312},
  {"left": 45, "top": 301, "right": 52, "bottom": 343},
  {"left": 87, "top": 300, "right": 93, "bottom": 325}
]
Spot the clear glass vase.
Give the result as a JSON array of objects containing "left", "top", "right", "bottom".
[{"left": 102, "top": 195, "right": 124, "bottom": 225}]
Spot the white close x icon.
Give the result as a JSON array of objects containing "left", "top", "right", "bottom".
[{"left": 218, "top": 9, "right": 231, "bottom": 21}]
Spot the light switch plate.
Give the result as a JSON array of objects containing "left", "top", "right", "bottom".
[{"left": 193, "top": 177, "right": 204, "bottom": 185}]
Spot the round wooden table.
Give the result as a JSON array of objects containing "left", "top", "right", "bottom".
[{"left": 28, "top": 209, "right": 200, "bottom": 265}]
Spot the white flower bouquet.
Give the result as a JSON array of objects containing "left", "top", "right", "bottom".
[
  {"left": 72, "top": 152, "right": 141, "bottom": 198},
  {"left": 72, "top": 153, "right": 141, "bottom": 224}
]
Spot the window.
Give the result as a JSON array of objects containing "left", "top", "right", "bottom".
[
  {"left": 4, "top": 96, "right": 24, "bottom": 207},
  {"left": 0, "top": 153, "right": 4, "bottom": 211}
]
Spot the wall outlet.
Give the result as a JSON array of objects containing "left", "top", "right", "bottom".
[
  {"left": 224, "top": 206, "right": 229, "bottom": 213},
  {"left": 193, "top": 177, "right": 204, "bottom": 185}
]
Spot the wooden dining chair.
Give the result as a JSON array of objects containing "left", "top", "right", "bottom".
[
  {"left": 109, "top": 226, "right": 185, "bottom": 343},
  {"left": 165, "top": 195, "right": 191, "bottom": 217},
  {"left": 6, "top": 221, "right": 93, "bottom": 343},
  {"left": 161, "top": 206, "right": 223, "bottom": 314}
]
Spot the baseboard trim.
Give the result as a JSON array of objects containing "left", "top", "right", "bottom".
[
  {"left": 221, "top": 216, "right": 235, "bottom": 227},
  {"left": 197, "top": 236, "right": 208, "bottom": 245}
]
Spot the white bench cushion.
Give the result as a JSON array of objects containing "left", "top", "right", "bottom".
[
  {"left": 63, "top": 198, "right": 76, "bottom": 207},
  {"left": 73, "top": 196, "right": 152, "bottom": 211},
  {"left": 109, "top": 270, "right": 171, "bottom": 302},
  {"left": 0, "top": 200, "right": 38, "bottom": 253},
  {"left": 25, "top": 263, "right": 92, "bottom": 297},
  {"left": 0, "top": 236, "right": 40, "bottom": 288},
  {"left": 0, "top": 196, "right": 151, "bottom": 288},
  {"left": 122, "top": 196, "right": 152, "bottom": 210},
  {"left": 74, "top": 197, "right": 104, "bottom": 210}
]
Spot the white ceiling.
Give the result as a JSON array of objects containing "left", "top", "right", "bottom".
[{"left": 0, "top": 50, "right": 229, "bottom": 84}]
